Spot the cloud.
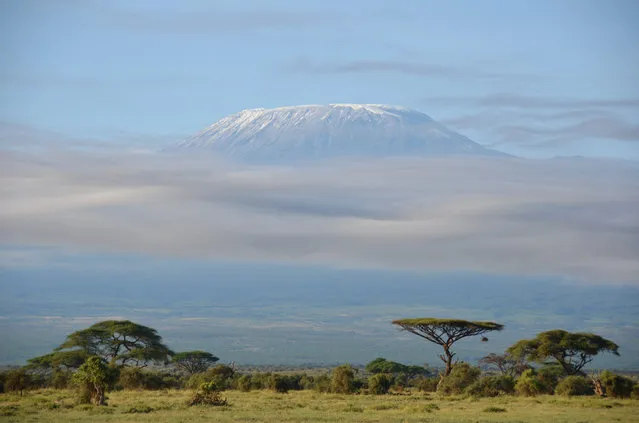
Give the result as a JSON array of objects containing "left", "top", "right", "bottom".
[
  {"left": 288, "top": 58, "right": 527, "bottom": 80},
  {"left": 427, "top": 93, "right": 639, "bottom": 109},
  {"left": 0, "top": 121, "right": 182, "bottom": 152},
  {"left": 436, "top": 95, "right": 639, "bottom": 149},
  {"left": 440, "top": 110, "right": 639, "bottom": 147},
  {"left": 1, "top": 149, "right": 638, "bottom": 284},
  {"left": 494, "top": 116, "right": 639, "bottom": 145}
]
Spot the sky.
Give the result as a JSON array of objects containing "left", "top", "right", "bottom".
[{"left": 1, "top": 0, "right": 638, "bottom": 158}]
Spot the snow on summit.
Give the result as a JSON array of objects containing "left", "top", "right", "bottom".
[{"left": 175, "top": 104, "right": 508, "bottom": 161}]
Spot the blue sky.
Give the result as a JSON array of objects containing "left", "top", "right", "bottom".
[{"left": 1, "top": 0, "right": 638, "bottom": 158}]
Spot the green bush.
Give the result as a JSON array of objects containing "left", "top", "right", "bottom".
[
  {"left": 237, "top": 375, "right": 252, "bottom": 392},
  {"left": 186, "top": 364, "right": 235, "bottom": 390},
  {"left": 537, "top": 365, "right": 564, "bottom": 393},
  {"left": 600, "top": 371, "right": 635, "bottom": 399},
  {"left": 466, "top": 375, "right": 515, "bottom": 397},
  {"left": 72, "top": 357, "right": 118, "bottom": 406},
  {"left": 268, "top": 374, "right": 290, "bottom": 393},
  {"left": 412, "top": 375, "right": 439, "bottom": 392},
  {"left": 312, "top": 374, "right": 332, "bottom": 393},
  {"left": 437, "top": 363, "right": 481, "bottom": 395},
  {"left": 365, "top": 358, "right": 429, "bottom": 376},
  {"left": 4, "top": 369, "right": 32, "bottom": 395},
  {"left": 331, "top": 365, "right": 357, "bottom": 394},
  {"left": 515, "top": 369, "right": 546, "bottom": 397},
  {"left": 118, "top": 367, "right": 145, "bottom": 390},
  {"left": 555, "top": 376, "right": 594, "bottom": 396},
  {"left": 51, "top": 369, "right": 72, "bottom": 389},
  {"left": 188, "top": 381, "right": 228, "bottom": 406},
  {"left": 368, "top": 374, "right": 394, "bottom": 395},
  {"left": 248, "top": 372, "right": 269, "bottom": 390}
]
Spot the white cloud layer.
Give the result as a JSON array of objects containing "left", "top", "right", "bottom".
[{"left": 1, "top": 151, "right": 638, "bottom": 283}]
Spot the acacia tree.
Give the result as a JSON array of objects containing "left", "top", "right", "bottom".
[
  {"left": 47, "top": 320, "right": 173, "bottom": 368},
  {"left": 479, "top": 352, "right": 529, "bottom": 377},
  {"left": 392, "top": 318, "right": 504, "bottom": 377},
  {"left": 507, "top": 329, "right": 619, "bottom": 375},
  {"left": 171, "top": 351, "right": 219, "bottom": 375}
]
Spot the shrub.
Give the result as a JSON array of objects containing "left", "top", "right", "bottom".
[
  {"left": 51, "top": 369, "right": 72, "bottom": 389},
  {"left": 72, "top": 357, "right": 117, "bottom": 406},
  {"left": 438, "top": 363, "right": 481, "bottom": 395},
  {"left": 4, "top": 369, "right": 32, "bottom": 396},
  {"left": 283, "top": 374, "right": 304, "bottom": 391},
  {"left": 188, "top": 381, "right": 228, "bottom": 406},
  {"left": 368, "top": 374, "right": 394, "bottom": 395},
  {"left": 312, "top": 374, "right": 332, "bottom": 393},
  {"left": 412, "top": 375, "right": 439, "bottom": 392},
  {"left": 186, "top": 364, "right": 235, "bottom": 390},
  {"left": 555, "top": 376, "right": 594, "bottom": 396},
  {"left": 158, "top": 372, "right": 183, "bottom": 389},
  {"left": 515, "top": 369, "right": 546, "bottom": 397},
  {"left": 237, "top": 375, "right": 252, "bottom": 392},
  {"left": 365, "top": 358, "right": 429, "bottom": 376},
  {"left": 331, "top": 365, "right": 357, "bottom": 394},
  {"left": 600, "top": 371, "right": 635, "bottom": 399},
  {"left": 537, "top": 365, "right": 564, "bottom": 393},
  {"left": 246, "top": 372, "right": 269, "bottom": 390},
  {"left": 268, "top": 374, "right": 290, "bottom": 393},
  {"left": 466, "top": 375, "right": 515, "bottom": 397},
  {"left": 118, "top": 367, "right": 145, "bottom": 390}
]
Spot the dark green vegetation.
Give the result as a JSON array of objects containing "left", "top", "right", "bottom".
[{"left": 508, "top": 330, "right": 620, "bottom": 375}]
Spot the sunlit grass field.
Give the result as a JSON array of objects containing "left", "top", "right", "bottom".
[{"left": 1, "top": 389, "right": 637, "bottom": 423}]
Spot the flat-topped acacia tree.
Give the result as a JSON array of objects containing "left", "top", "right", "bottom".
[
  {"left": 507, "top": 329, "right": 619, "bottom": 375},
  {"left": 392, "top": 318, "right": 504, "bottom": 377}
]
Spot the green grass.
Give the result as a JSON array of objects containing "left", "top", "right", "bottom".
[{"left": 1, "top": 389, "right": 638, "bottom": 422}]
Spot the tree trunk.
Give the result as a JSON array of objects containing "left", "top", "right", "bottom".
[
  {"left": 443, "top": 346, "right": 454, "bottom": 376},
  {"left": 93, "top": 385, "right": 106, "bottom": 406},
  {"left": 436, "top": 346, "right": 455, "bottom": 391},
  {"left": 590, "top": 375, "right": 605, "bottom": 397}
]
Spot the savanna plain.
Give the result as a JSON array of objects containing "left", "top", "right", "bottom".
[{"left": 1, "top": 388, "right": 638, "bottom": 423}]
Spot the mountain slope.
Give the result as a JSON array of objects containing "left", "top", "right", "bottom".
[{"left": 175, "top": 104, "right": 508, "bottom": 161}]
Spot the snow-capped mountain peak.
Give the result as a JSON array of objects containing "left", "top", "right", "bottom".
[{"left": 173, "top": 104, "right": 507, "bottom": 161}]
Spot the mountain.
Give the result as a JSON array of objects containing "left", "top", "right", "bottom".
[{"left": 174, "top": 104, "right": 508, "bottom": 161}]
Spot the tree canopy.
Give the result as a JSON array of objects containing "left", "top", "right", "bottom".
[
  {"left": 51, "top": 320, "right": 173, "bottom": 368},
  {"left": 27, "top": 350, "right": 88, "bottom": 372},
  {"left": 171, "top": 351, "right": 219, "bottom": 375},
  {"left": 507, "top": 329, "right": 619, "bottom": 375},
  {"left": 365, "top": 357, "right": 429, "bottom": 376},
  {"left": 392, "top": 318, "right": 504, "bottom": 377},
  {"left": 478, "top": 352, "right": 529, "bottom": 377}
]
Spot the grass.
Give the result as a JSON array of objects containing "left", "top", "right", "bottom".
[{"left": 0, "top": 389, "right": 638, "bottom": 422}]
